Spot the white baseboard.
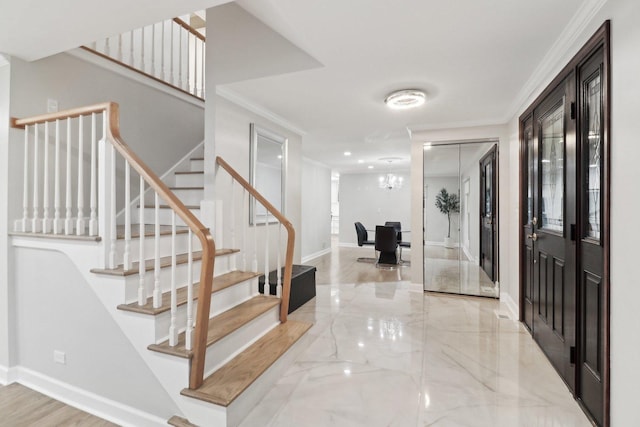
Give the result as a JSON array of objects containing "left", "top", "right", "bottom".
[
  {"left": 425, "top": 240, "right": 460, "bottom": 248},
  {"left": 500, "top": 291, "right": 519, "bottom": 321},
  {"left": 338, "top": 242, "right": 360, "bottom": 248},
  {"left": 14, "top": 367, "right": 167, "bottom": 427},
  {"left": 408, "top": 283, "right": 424, "bottom": 293},
  {"left": 0, "top": 364, "right": 17, "bottom": 385},
  {"left": 301, "top": 247, "right": 331, "bottom": 263}
]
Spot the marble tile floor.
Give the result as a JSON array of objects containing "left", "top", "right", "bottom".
[{"left": 239, "top": 279, "right": 590, "bottom": 426}]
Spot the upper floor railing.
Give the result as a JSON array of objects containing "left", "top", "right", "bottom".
[{"left": 85, "top": 18, "right": 206, "bottom": 99}]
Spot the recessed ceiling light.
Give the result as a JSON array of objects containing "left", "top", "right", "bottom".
[
  {"left": 344, "top": 151, "right": 352, "bottom": 156},
  {"left": 423, "top": 143, "right": 432, "bottom": 150},
  {"left": 385, "top": 89, "right": 426, "bottom": 110},
  {"left": 368, "top": 165, "right": 374, "bottom": 169},
  {"left": 358, "top": 159, "right": 364, "bottom": 164}
]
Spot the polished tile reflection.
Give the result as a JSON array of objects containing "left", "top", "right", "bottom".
[
  {"left": 239, "top": 247, "right": 589, "bottom": 427},
  {"left": 424, "top": 244, "right": 498, "bottom": 297}
]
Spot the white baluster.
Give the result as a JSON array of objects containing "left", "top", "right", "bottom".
[
  {"left": 31, "top": 123, "right": 40, "bottom": 233},
  {"left": 117, "top": 34, "right": 123, "bottom": 62},
  {"left": 89, "top": 113, "right": 98, "bottom": 236},
  {"left": 151, "top": 23, "right": 156, "bottom": 77},
  {"left": 123, "top": 160, "right": 131, "bottom": 270},
  {"left": 185, "top": 32, "right": 191, "bottom": 92},
  {"left": 109, "top": 143, "right": 117, "bottom": 268},
  {"left": 129, "top": 30, "right": 134, "bottom": 66},
  {"left": 105, "top": 36, "right": 111, "bottom": 57},
  {"left": 169, "top": 211, "right": 177, "bottom": 346},
  {"left": 242, "top": 189, "right": 247, "bottom": 271},
  {"left": 153, "top": 193, "right": 161, "bottom": 308},
  {"left": 230, "top": 180, "right": 237, "bottom": 270},
  {"left": 186, "top": 229, "right": 194, "bottom": 350},
  {"left": 160, "top": 21, "right": 165, "bottom": 81},
  {"left": 178, "top": 27, "right": 184, "bottom": 91},
  {"left": 42, "top": 121, "right": 50, "bottom": 233},
  {"left": 192, "top": 35, "right": 198, "bottom": 96},
  {"left": 264, "top": 213, "right": 269, "bottom": 295},
  {"left": 138, "top": 176, "right": 146, "bottom": 306},
  {"left": 277, "top": 223, "right": 282, "bottom": 298},
  {"left": 21, "top": 125, "right": 29, "bottom": 232},
  {"left": 65, "top": 118, "right": 73, "bottom": 235},
  {"left": 53, "top": 120, "right": 61, "bottom": 234},
  {"left": 76, "top": 116, "right": 85, "bottom": 235},
  {"left": 252, "top": 198, "right": 258, "bottom": 272},
  {"left": 170, "top": 21, "right": 174, "bottom": 85},
  {"left": 141, "top": 26, "right": 146, "bottom": 73},
  {"left": 200, "top": 40, "right": 205, "bottom": 97}
]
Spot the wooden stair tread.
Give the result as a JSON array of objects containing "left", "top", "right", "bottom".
[
  {"left": 175, "top": 171, "right": 203, "bottom": 175},
  {"left": 140, "top": 204, "right": 200, "bottom": 210},
  {"left": 91, "top": 248, "right": 239, "bottom": 276},
  {"left": 148, "top": 296, "right": 280, "bottom": 358},
  {"left": 181, "top": 320, "right": 312, "bottom": 407},
  {"left": 116, "top": 270, "right": 262, "bottom": 315},
  {"left": 115, "top": 224, "right": 190, "bottom": 239},
  {"left": 168, "top": 415, "right": 197, "bottom": 427}
]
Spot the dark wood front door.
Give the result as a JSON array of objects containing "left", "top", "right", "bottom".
[
  {"left": 520, "top": 22, "right": 609, "bottom": 426},
  {"left": 531, "top": 78, "right": 578, "bottom": 391},
  {"left": 479, "top": 146, "right": 497, "bottom": 281},
  {"left": 577, "top": 46, "right": 606, "bottom": 426}
]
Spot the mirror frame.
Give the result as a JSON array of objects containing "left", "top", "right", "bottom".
[{"left": 249, "top": 123, "right": 287, "bottom": 225}]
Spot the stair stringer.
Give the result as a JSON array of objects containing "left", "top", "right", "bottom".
[{"left": 9, "top": 235, "right": 282, "bottom": 426}]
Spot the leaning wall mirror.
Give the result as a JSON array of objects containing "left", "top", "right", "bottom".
[{"left": 249, "top": 124, "right": 287, "bottom": 224}]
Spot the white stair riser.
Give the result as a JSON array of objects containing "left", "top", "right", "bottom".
[
  {"left": 170, "top": 188, "right": 204, "bottom": 206},
  {"left": 175, "top": 173, "right": 204, "bottom": 187},
  {"left": 115, "top": 233, "right": 196, "bottom": 264},
  {"left": 147, "top": 277, "right": 260, "bottom": 343},
  {"left": 122, "top": 259, "right": 249, "bottom": 303},
  {"left": 131, "top": 207, "right": 202, "bottom": 227},
  {"left": 190, "top": 159, "right": 204, "bottom": 171}
]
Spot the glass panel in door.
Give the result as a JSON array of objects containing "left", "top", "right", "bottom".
[
  {"left": 584, "top": 72, "right": 602, "bottom": 241},
  {"left": 540, "top": 102, "right": 565, "bottom": 233}
]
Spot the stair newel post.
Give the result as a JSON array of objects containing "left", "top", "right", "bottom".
[
  {"left": 53, "top": 120, "right": 61, "bottom": 234},
  {"left": 32, "top": 123, "right": 40, "bottom": 233},
  {"left": 153, "top": 192, "right": 161, "bottom": 308},
  {"left": 21, "top": 124, "right": 29, "bottom": 232},
  {"left": 42, "top": 121, "right": 50, "bottom": 233},
  {"left": 109, "top": 140, "right": 117, "bottom": 267},
  {"left": 123, "top": 160, "right": 132, "bottom": 270},
  {"left": 76, "top": 116, "right": 85, "bottom": 235},
  {"left": 89, "top": 113, "right": 98, "bottom": 236},
  {"left": 98, "top": 112, "right": 115, "bottom": 270},
  {"left": 276, "top": 223, "right": 282, "bottom": 298},
  {"left": 280, "top": 222, "right": 295, "bottom": 323},
  {"left": 230, "top": 179, "right": 237, "bottom": 271},
  {"left": 65, "top": 118, "right": 73, "bottom": 235},
  {"left": 242, "top": 188, "right": 247, "bottom": 271},
  {"left": 186, "top": 229, "right": 194, "bottom": 350},
  {"left": 137, "top": 175, "right": 146, "bottom": 305},
  {"left": 169, "top": 211, "right": 178, "bottom": 346}
]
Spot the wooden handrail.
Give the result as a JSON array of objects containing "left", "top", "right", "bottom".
[
  {"left": 216, "top": 156, "right": 295, "bottom": 323},
  {"left": 11, "top": 102, "right": 215, "bottom": 390},
  {"left": 173, "top": 17, "right": 206, "bottom": 42}
]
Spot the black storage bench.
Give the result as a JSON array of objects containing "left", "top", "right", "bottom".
[{"left": 258, "top": 265, "right": 317, "bottom": 313}]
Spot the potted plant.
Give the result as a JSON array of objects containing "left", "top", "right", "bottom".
[{"left": 435, "top": 188, "right": 460, "bottom": 248}]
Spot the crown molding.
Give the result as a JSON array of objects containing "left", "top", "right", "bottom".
[
  {"left": 504, "top": 0, "right": 608, "bottom": 122},
  {"left": 216, "top": 86, "right": 306, "bottom": 136}
]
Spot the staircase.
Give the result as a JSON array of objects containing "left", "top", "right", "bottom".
[{"left": 9, "top": 103, "right": 311, "bottom": 427}]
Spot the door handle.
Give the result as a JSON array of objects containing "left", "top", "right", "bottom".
[{"left": 527, "top": 233, "right": 538, "bottom": 241}]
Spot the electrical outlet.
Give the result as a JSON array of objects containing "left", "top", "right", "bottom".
[
  {"left": 47, "top": 99, "right": 58, "bottom": 113},
  {"left": 53, "top": 350, "right": 66, "bottom": 365}
]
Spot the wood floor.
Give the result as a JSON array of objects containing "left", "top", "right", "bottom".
[{"left": 0, "top": 383, "right": 117, "bottom": 426}]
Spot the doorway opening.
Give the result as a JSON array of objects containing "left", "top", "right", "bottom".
[{"left": 423, "top": 140, "right": 499, "bottom": 298}]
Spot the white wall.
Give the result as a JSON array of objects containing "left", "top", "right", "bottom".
[
  {"left": 339, "top": 171, "right": 411, "bottom": 246},
  {"left": 301, "top": 158, "right": 331, "bottom": 261},
  {"left": 503, "top": 1, "right": 640, "bottom": 423},
  {"left": 13, "top": 247, "right": 179, "bottom": 418},
  {"left": 424, "top": 176, "right": 459, "bottom": 244},
  {"left": 211, "top": 95, "right": 303, "bottom": 264},
  {"left": 6, "top": 53, "right": 205, "bottom": 224}
]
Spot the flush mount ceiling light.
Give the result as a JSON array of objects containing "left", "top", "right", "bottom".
[{"left": 384, "top": 89, "right": 426, "bottom": 110}]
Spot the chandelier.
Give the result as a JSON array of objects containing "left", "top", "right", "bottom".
[{"left": 379, "top": 173, "right": 404, "bottom": 190}]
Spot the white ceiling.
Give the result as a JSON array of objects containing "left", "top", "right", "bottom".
[{"left": 1, "top": 0, "right": 588, "bottom": 175}]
